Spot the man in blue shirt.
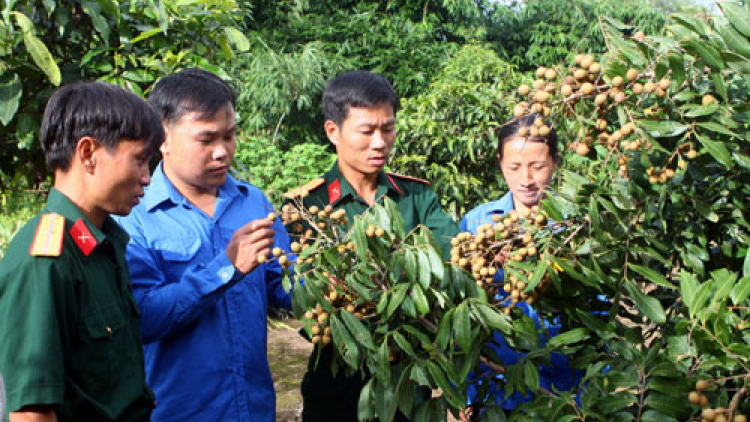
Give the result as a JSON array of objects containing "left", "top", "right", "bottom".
[{"left": 116, "top": 68, "right": 294, "bottom": 422}]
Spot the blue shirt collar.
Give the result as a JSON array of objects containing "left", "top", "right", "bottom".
[
  {"left": 484, "top": 191, "right": 515, "bottom": 216},
  {"left": 144, "top": 162, "right": 247, "bottom": 211}
]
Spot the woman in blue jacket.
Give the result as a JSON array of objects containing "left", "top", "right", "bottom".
[{"left": 460, "top": 113, "right": 583, "bottom": 415}]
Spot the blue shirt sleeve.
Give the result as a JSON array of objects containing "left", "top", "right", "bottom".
[{"left": 120, "top": 214, "right": 241, "bottom": 343}]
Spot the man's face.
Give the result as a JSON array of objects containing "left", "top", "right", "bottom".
[
  {"left": 161, "top": 104, "right": 237, "bottom": 194},
  {"left": 93, "top": 139, "right": 152, "bottom": 216},
  {"left": 499, "top": 135, "right": 558, "bottom": 210},
  {"left": 326, "top": 103, "right": 396, "bottom": 179}
]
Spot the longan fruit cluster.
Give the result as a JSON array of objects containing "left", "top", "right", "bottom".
[
  {"left": 303, "top": 284, "right": 375, "bottom": 347},
  {"left": 280, "top": 203, "right": 351, "bottom": 266},
  {"left": 514, "top": 47, "right": 679, "bottom": 161},
  {"left": 449, "top": 207, "right": 550, "bottom": 313},
  {"left": 257, "top": 212, "right": 294, "bottom": 266},
  {"left": 687, "top": 379, "right": 747, "bottom": 422}
]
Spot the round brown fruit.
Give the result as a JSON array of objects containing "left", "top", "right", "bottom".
[
  {"left": 611, "top": 76, "right": 624, "bottom": 88},
  {"left": 632, "top": 83, "right": 644, "bottom": 94},
  {"left": 626, "top": 68, "right": 638, "bottom": 81},
  {"left": 576, "top": 143, "right": 591, "bottom": 156},
  {"left": 581, "top": 83, "right": 594, "bottom": 95},
  {"left": 688, "top": 391, "right": 700, "bottom": 405},
  {"left": 702, "top": 94, "right": 716, "bottom": 105},
  {"left": 518, "top": 84, "right": 531, "bottom": 96},
  {"left": 695, "top": 379, "right": 709, "bottom": 392},
  {"left": 544, "top": 68, "right": 556, "bottom": 80},
  {"left": 561, "top": 84, "right": 573, "bottom": 97},
  {"left": 589, "top": 62, "right": 601, "bottom": 74},
  {"left": 536, "top": 67, "right": 547, "bottom": 78},
  {"left": 634, "top": 31, "right": 646, "bottom": 41}
]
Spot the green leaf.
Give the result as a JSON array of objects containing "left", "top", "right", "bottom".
[
  {"left": 719, "top": 19, "right": 750, "bottom": 58},
  {"left": 426, "top": 247, "right": 445, "bottom": 282},
  {"left": 637, "top": 120, "right": 689, "bottom": 138},
  {"left": 22, "top": 33, "right": 60, "bottom": 86},
  {"left": 679, "top": 270, "right": 699, "bottom": 314},
  {"left": 472, "top": 302, "right": 512, "bottom": 334},
  {"left": 358, "top": 379, "right": 376, "bottom": 421},
  {"left": 340, "top": 309, "right": 376, "bottom": 351},
  {"left": 453, "top": 302, "right": 472, "bottom": 353},
  {"left": 682, "top": 103, "right": 719, "bottom": 118},
  {"left": 684, "top": 38, "right": 724, "bottom": 69},
  {"left": 329, "top": 313, "right": 360, "bottom": 369},
  {"left": 696, "top": 121, "right": 738, "bottom": 138},
  {"left": 523, "top": 361, "right": 540, "bottom": 393},
  {"left": 417, "top": 249, "right": 432, "bottom": 290},
  {"left": 386, "top": 284, "right": 408, "bottom": 319},
  {"left": 628, "top": 263, "right": 675, "bottom": 290},
  {"left": 694, "top": 133, "right": 733, "bottom": 167},
  {"left": 404, "top": 250, "right": 417, "bottom": 284},
  {"left": 131, "top": 28, "right": 163, "bottom": 44},
  {"left": 392, "top": 332, "right": 418, "bottom": 360},
  {"left": 731, "top": 276, "right": 750, "bottom": 305},
  {"left": 719, "top": 1, "right": 750, "bottom": 38},
  {"left": 546, "top": 327, "right": 589, "bottom": 348},
  {"left": 436, "top": 309, "right": 453, "bottom": 350},
  {"left": 224, "top": 27, "right": 250, "bottom": 52},
  {"left": 711, "top": 269, "right": 737, "bottom": 303},
  {"left": 81, "top": 0, "right": 110, "bottom": 42},
  {"left": 624, "top": 281, "right": 666, "bottom": 324},
  {"left": 525, "top": 256, "right": 546, "bottom": 291},
  {"left": 0, "top": 74, "right": 21, "bottom": 126},
  {"left": 691, "top": 282, "right": 713, "bottom": 319},
  {"left": 744, "top": 249, "right": 750, "bottom": 278},
  {"left": 410, "top": 285, "right": 430, "bottom": 317}
]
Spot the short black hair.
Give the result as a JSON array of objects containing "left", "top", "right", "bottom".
[
  {"left": 40, "top": 81, "right": 165, "bottom": 172},
  {"left": 323, "top": 70, "right": 400, "bottom": 127},
  {"left": 148, "top": 67, "right": 236, "bottom": 125},
  {"left": 497, "top": 113, "right": 560, "bottom": 163}
]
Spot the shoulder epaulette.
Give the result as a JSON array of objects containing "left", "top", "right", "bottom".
[
  {"left": 386, "top": 172, "right": 431, "bottom": 185},
  {"left": 29, "top": 213, "right": 66, "bottom": 257},
  {"left": 283, "top": 178, "right": 325, "bottom": 199}
]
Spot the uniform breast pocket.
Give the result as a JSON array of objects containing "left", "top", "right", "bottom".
[
  {"left": 76, "top": 304, "right": 129, "bottom": 391},
  {"left": 153, "top": 237, "right": 201, "bottom": 282}
]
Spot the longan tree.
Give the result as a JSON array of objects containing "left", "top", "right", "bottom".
[{"left": 268, "top": 4, "right": 750, "bottom": 422}]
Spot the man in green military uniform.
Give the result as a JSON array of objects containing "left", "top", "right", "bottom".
[
  {"left": 285, "top": 70, "right": 459, "bottom": 422},
  {"left": 0, "top": 82, "right": 163, "bottom": 422}
]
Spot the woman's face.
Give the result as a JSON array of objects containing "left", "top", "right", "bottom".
[{"left": 499, "top": 135, "right": 558, "bottom": 211}]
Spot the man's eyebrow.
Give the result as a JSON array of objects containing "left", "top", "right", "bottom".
[
  {"left": 194, "top": 125, "right": 236, "bottom": 137},
  {"left": 356, "top": 119, "right": 396, "bottom": 127}
]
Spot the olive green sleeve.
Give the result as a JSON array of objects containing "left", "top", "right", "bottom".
[
  {"left": 0, "top": 249, "right": 67, "bottom": 412},
  {"left": 418, "top": 187, "right": 460, "bottom": 260}
]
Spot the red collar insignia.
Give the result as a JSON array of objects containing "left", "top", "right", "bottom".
[
  {"left": 328, "top": 179, "right": 342, "bottom": 204},
  {"left": 70, "top": 218, "right": 97, "bottom": 256}
]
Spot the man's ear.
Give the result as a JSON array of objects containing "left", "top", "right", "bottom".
[
  {"left": 76, "top": 136, "right": 100, "bottom": 174},
  {"left": 160, "top": 124, "right": 170, "bottom": 155},
  {"left": 324, "top": 120, "right": 340, "bottom": 146}
]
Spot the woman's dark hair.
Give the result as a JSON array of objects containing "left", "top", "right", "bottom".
[
  {"left": 496, "top": 113, "right": 560, "bottom": 163},
  {"left": 40, "top": 81, "right": 164, "bottom": 172},
  {"left": 323, "top": 70, "right": 401, "bottom": 126},
  {"left": 148, "top": 67, "right": 236, "bottom": 125}
]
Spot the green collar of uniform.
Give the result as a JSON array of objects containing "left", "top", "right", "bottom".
[
  {"left": 45, "top": 188, "right": 130, "bottom": 249},
  {"left": 323, "top": 161, "right": 402, "bottom": 206}
]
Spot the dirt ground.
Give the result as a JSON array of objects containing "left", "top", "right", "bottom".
[
  {"left": 267, "top": 318, "right": 459, "bottom": 422},
  {"left": 268, "top": 319, "right": 311, "bottom": 422}
]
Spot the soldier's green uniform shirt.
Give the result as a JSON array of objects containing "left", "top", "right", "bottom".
[
  {"left": 0, "top": 188, "right": 154, "bottom": 422},
  {"left": 285, "top": 162, "right": 460, "bottom": 422}
]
